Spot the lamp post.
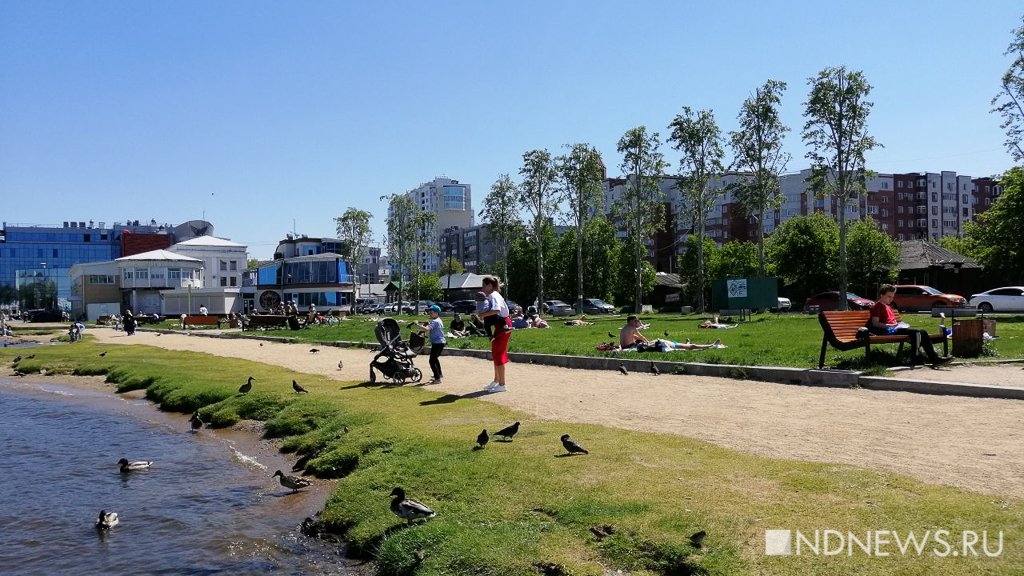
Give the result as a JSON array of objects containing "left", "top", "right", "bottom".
[{"left": 444, "top": 227, "right": 457, "bottom": 302}]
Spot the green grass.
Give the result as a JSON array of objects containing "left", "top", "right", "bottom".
[
  {"left": 241, "top": 312, "right": 1024, "bottom": 370},
  {"left": 4, "top": 341, "right": 1022, "bottom": 575}
]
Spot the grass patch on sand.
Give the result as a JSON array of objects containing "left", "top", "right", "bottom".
[
  {"left": 251, "top": 312, "right": 1024, "bottom": 369},
  {"left": 5, "top": 341, "right": 1021, "bottom": 575}
]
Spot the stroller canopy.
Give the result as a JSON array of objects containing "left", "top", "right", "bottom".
[{"left": 375, "top": 318, "right": 402, "bottom": 347}]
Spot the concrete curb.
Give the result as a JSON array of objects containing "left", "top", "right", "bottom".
[{"left": 138, "top": 329, "right": 1022, "bottom": 401}]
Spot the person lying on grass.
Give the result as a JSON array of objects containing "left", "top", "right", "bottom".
[{"left": 564, "top": 316, "right": 593, "bottom": 326}]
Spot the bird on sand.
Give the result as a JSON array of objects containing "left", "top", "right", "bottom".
[
  {"left": 95, "top": 510, "right": 119, "bottom": 530},
  {"left": 272, "top": 470, "right": 312, "bottom": 493},
  {"left": 189, "top": 411, "right": 203, "bottom": 432},
  {"left": 651, "top": 363, "right": 660, "bottom": 376},
  {"left": 337, "top": 360, "right": 344, "bottom": 370},
  {"left": 618, "top": 364, "right": 629, "bottom": 376},
  {"left": 12, "top": 355, "right": 22, "bottom": 363},
  {"left": 309, "top": 348, "right": 320, "bottom": 354},
  {"left": 389, "top": 487, "right": 436, "bottom": 524},
  {"left": 259, "top": 343, "right": 263, "bottom": 347},
  {"left": 690, "top": 530, "right": 707, "bottom": 548},
  {"left": 98, "top": 351, "right": 107, "bottom": 357},
  {"left": 560, "top": 434, "right": 589, "bottom": 455},
  {"left": 238, "top": 376, "right": 255, "bottom": 394},
  {"left": 493, "top": 421, "right": 520, "bottom": 441},
  {"left": 117, "top": 458, "right": 152, "bottom": 472},
  {"left": 292, "top": 379, "right": 309, "bottom": 393}
]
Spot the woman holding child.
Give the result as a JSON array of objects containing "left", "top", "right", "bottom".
[{"left": 478, "top": 276, "right": 511, "bottom": 393}]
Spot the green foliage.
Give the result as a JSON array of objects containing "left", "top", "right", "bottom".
[
  {"left": 678, "top": 236, "right": 719, "bottom": 306},
  {"left": 558, "top": 143, "right": 606, "bottom": 311},
  {"left": 505, "top": 227, "right": 556, "bottom": 306},
  {"left": 766, "top": 213, "right": 839, "bottom": 300},
  {"left": 713, "top": 240, "right": 760, "bottom": 280},
  {"left": 478, "top": 174, "right": 524, "bottom": 286},
  {"left": 846, "top": 218, "right": 900, "bottom": 298},
  {"left": 992, "top": 15, "right": 1024, "bottom": 162},
  {"left": 611, "top": 248, "right": 656, "bottom": 307},
  {"left": 417, "top": 273, "right": 442, "bottom": 303},
  {"left": 967, "top": 167, "right": 1024, "bottom": 283},
  {"left": 802, "top": 66, "right": 881, "bottom": 310},
  {"left": 669, "top": 107, "right": 726, "bottom": 314},
  {"left": 519, "top": 149, "right": 561, "bottom": 307},
  {"left": 18, "top": 279, "right": 57, "bottom": 310},
  {"left": 0, "top": 283, "right": 17, "bottom": 306},
  {"left": 384, "top": 193, "right": 437, "bottom": 302},
  {"left": 437, "top": 258, "right": 465, "bottom": 277}
]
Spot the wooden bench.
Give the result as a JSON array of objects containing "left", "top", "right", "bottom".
[
  {"left": 718, "top": 308, "right": 751, "bottom": 321},
  {"left": 242, "top": 315, "right": 289, "bottom": 330},
  {"left": 183, "top": 315, "right": 222, "bottom": 328},
  {"left": 818, "top": 310, "right": 948, "bottom": 368}
]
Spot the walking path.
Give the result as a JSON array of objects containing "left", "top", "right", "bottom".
[{"left": 90, "top": 328, "right": 1024, "bottom": 499}]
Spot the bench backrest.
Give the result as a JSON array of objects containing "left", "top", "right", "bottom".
[{"left": 819, "top": 309, "right": 903, "bottom": 342}]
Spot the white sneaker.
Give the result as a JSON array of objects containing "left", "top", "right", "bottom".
[
  {"left": 484, "top": 381, "right": 499, "bottom": 391},
  {"left": 487, "top": 384, "right": 507, "bottom": 393}
]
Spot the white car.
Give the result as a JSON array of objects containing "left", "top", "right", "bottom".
[
  {"left": 774, "top": 297, "right": 792, "bottom": 312},
  {"left": 968, "top": 286, "right": 1024, "bottom": 313}
]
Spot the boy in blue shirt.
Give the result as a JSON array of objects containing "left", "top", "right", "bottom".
[{"left": 415, "top": 305, "right": 447, "bottom": 384}]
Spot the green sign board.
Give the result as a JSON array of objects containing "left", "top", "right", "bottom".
[{"left": 711, "top": 277, "right": 779, "bottom": 311}]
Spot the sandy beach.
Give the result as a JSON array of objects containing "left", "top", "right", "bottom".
[{"left": 65, "top": 328, "right": 1024, "bottom": 499}]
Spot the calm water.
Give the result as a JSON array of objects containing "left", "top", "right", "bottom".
[{"left": 0, "top": 379, "right": 368, "bottom": 576}]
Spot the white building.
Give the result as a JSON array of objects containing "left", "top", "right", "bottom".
[
  {"left": 391, "top": 177, "right": 474, "bottom": 274},
  {"left": 168, "top": 235, "right": 247, "bottom": 289}
]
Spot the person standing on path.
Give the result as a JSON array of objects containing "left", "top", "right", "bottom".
[
  {"left": 415, "top": 305, "right": 447, "bottom": 384},
  {"left": 478, "top": 276, "right": 511, "bottom": 393}
]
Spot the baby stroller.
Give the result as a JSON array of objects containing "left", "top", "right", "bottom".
[{"left": 369, "top": 318, "right": 423, "bottom": 384}]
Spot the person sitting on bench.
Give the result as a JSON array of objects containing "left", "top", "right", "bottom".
[{"left": 868, "top": 284, "right": 949, "bottom": 365}]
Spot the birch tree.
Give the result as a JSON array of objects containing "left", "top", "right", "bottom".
[
  {"left": 557, "top": 143, "right": 605, "bottom": 314},
  {"left": 518, "top": 149, "right": 560, "bottom": 309},
  {"left": 992, "top": 15, "right": 1024, "bottom": 163},
  {"left": 616, "top": 126, "right": 667, "bottom": 313},
  {"left": 479, "top": 174, "right": 522, "bottom": 292},
  {"left": 383, "top": 194, "right": 436, "bottom": 313},
  {"left": 334, "top": 207, "right": 372, "bottom": 313}
]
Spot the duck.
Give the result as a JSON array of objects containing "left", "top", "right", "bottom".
[
  {"left": 272, "top": 470, "right": 312, "bottom": 493},
  {"left": 389, "top": 487, "right": 436, "bottom": 524},
  {"left": 239, "top": 376, "right": 255, "bottom": 394},
  {"left": 189, "top": 411, "right": 203, "bottom": 432},
  {"left": 117, "top": 458, "right": 152, "bottom": 472},
  {"left": 95, "top": 510, "right": 119, "bottom": 530}
]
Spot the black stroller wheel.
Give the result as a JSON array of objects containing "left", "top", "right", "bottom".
[
  {"left": 369, "top": 368, "right": 376, "bottom": 383},
  {"left": 411, "top": 368, "right": 423, "bottom": 383}
]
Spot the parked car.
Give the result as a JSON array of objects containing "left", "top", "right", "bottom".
[
  {"left": 435, "top": 301, "right": 454, "bottom": 312},
  {"left": 968, "top": 286, "right": 1024, "bottom": 313},
  {"left": 573, "top": 298, "right": 616, "bottom": 314},
  {"left": 26, "top": 309, "right": 63, "bottom": 322},
  {"left": 451, "top": 300, "right": 477, "bottom": 314},
  {"left": 505, "top": 300, "right": 522, "bottom": 314},
  {"left": 892, "top": 285, "right": 967, "bottom": 312},
  {"left": 543, "top": 300, "right": 574, "bottom": 316},
  {"left": 773, "top": 297, "right": 792, "bottom": 312},
  {"left": 804, "top": 291, "right": 874, "bottom": 311}
]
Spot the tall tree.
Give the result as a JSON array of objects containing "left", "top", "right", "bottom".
[
  {"left": 729, "top": 79, "right": 791, "bottom": 275},
  {"left": 518, "top": 149, "right": 561, "bottom": 309},
  {"left": 479, "top": 174, "right": 523, "bottom": 291},
  {"left": 802, "top": 66, "right": 881, "bottom": 310},
  {"left": 383, "top": 194, "right": 436, "bottom": 314},
  {"left": 557, "top": 143, "right": 605, "bottom": 314},
  {"left": 766, "top": 213, "right": 839, "bottom": 302},
  {"left": 616, "top": 126, "right": 668, "bottom": 313},
  {"left": 669, "top": 107, "right": 726, "bottom": 314},
  {"left": 992, "top": 15, "right": 1024, "bottom": 163},
  {"left": 846, "top": 218, "right": 900, "bottom": 298},
  {"left": 334, "top": 208, "right": 373, "bottom": 313},
  {"left": 965, "top": 167, "right": 1024, "bottom": 282}
]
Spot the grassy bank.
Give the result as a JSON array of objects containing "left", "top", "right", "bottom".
[
  {"left": 249, "top": 312, "right": 1024, "bottom": 370},
  {"left": 4, "top": 341, "right": 1022, "bottom": 575}
]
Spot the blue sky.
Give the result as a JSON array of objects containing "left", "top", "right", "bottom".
[{"left": 1, "top": 1, "right": 1020, "bottom": 260}]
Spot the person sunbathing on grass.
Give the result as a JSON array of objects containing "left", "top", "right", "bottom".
[
  {"left": 649, "top": 338, "right": 722, "bottom": 351},
  {"left": 564, "top": 316, "right": 593, "bottom": 326},
  {"left": 620, "top": 315, "right": 651, "bottom": 349}
]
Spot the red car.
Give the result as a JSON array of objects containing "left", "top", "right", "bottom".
[{"left": 804, "top": 291, "right": 874, "bottom": 311}]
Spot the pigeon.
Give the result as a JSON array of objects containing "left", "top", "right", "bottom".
[
  {"left": 26, "top": 354, "right": 35, "bottom": 359},
  {"left": 12, "top": 355, "right": 21, "bottom": 363},
  {"left": 292, "top": 379, "right": 309, "bottom": 394},
  {"left": 239, "top": 376, "right": 255, "bottom": 394},
  {"left": 389, "top": 487, "right": 436, "bottom": 524},
  {"left": 337, "top": 360, "right": 344, "bottom": 370},
  {"left": 95, "top": 510, "right": 119, "bottom": 530},
  {"left": 476, "top": 429, "right": 489, "bottom": 448},
  {"left": 493, "top": 421, "right": 520, "bottom": 441},
  {"left": 607, "top": 332, "right": 616, "bottom": 339},
  {"left": 560, "top": 434, "right": 589, "bottom": 455},
  {"left": 618, "top": 365, "right": 629, "bottom": 376},
  {"left": 689, "top": 530, "right": 707, "bottom": 548},
  {"left": 189, "top": 411, "right": 203, "bottom": 432},
  {"left": 664, "top": 330, "right": 670, "bottom": 338},
  {"left": 651, "top": 363, "right": 660, "bottom": 376},
  {"left": 99, "top": 351, "right": 107, "bottom": 357},
  {"left": 259, "top": 343, "right": 264, "bottom": 347},
  {"left": 117, "top": 458, "right": 153, "bottom": 472},
  {"left": 273, "top": 470, "right": 312, "bottom": 493},
  {"left": 309, "top": 348, "right": 320, "bottom": 354}
]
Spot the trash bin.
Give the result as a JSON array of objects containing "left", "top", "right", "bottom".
[{"left": 952, "top": 319, "right": 984, "bottom": 358}]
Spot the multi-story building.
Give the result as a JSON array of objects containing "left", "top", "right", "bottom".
[
  {"left": 168, "top": 236, "right": 247, "bottom": 289},
  {"left": 253, "top": 254, "right": 357, "bottom": 313},
  {"left": 1, "top": 218, "right": 213, "bottom": 310},
  {"left": 390, "top": 177, "right": 474, "bottom": 274},
  {"left": 273, "top": 234, "right": 346, "bottom": 259}
]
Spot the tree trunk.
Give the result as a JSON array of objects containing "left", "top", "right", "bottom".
[
  {"left": 576, "top": 227, "right": 584, "bottom": 315},
  {"left": 757, "top": 207, "right": 766, "bottom": 277},
  {"left": 536, "top": 220, "right": 545, "bottom": 310},
  {"left": 838, "top": 196, "right": 849, "bottom": 311},
  {"left": 697, "top": 223, "right": 705, "bottom": 315}
]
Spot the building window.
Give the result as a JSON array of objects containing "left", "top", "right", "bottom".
[
  {"left": 88, "top": 275, "right": 114, "bottom": 284},
  {"left": 135, "top": 269, "right": 148, "bottom": 280},
  {"left": 123, "top": 269, "right": 132, "bottom": 281},
  {"left": 898, "top": 181, "right": 904, "bottom": 188},
  {"left": 220, "top": 260, "right": 228, "bottom": 271},
  {"left": 230, "top": 277, "right": 237, "bottom": 287},
  {"left": 220, "top": 277, "right": 228, "bottom": 287},
  {"left": 229, "top": 260, "right": 237, "bottom": 271},
  {"left": 931, "top": 219, "right": 938, "bottom": 228}
]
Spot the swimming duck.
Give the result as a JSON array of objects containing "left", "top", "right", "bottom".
[
  {"left": 272, "top": 470, "right": 312, "bottom": 493},
  {"left": 239, "top": 376, "right": 255, "bottom": 394},
  {"left": 117, "top": 458, "right": 152, "bottom": 472},
  {"left": 389, "top": 487, "right": 436, "bottom": 524},
  {"left": 95, "top": 510, "right": 119, "bottom": 530}
]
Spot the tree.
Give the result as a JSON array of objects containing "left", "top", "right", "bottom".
[
  {"left": 713, "top": 240, "right": 760, "bottom": 280},
  {"left": 766, "top": 213, "right": 839, "bottom": 301},
  {"left": 611, "top": 246, "right": 656, "bottom": 308},
  {"left": 729, "top": 79, "right": 791, "bottom": 275},
  {"left": 580, "top": 217, "right": 621, "bottom": 303},
  {"left": 518, "top": 149, "right": 561, "bottom": 309},
  {"left": 557, "top": 143, "right": 605, "bottom": 313},
  {"left": 616, "top": 126, "right": 668, "bottom": 313},
  {"left": 992, "top": 15, "right": 1024, "bottom": 163},
  {"left": 335, "top": 208, "right": 373, "bottom": 313},
  {"left": 437, "top": 257, "right": 465, "bottom": 277},
  {"left": 246, "top": 258, "right": 262, "bottom": 269},
  {"left": 802, "top": 66, "right": 881, "bottom": 310},
  {"left": 505, "top": 228, "right": 555, "bottom": 307},
  {"left": 965, "top": 167, "right": 1024, "bottom": 282},
  {"left": 846, "top": 218, "right": 900, "bottom": 298},
  {"left": 417, "top": 273, "right": 442, "bottom": 303},
  {"left": 479, "top": 174, "right": 523, "bottom": 291},
  {"left": 383, "top": 194, "right": 436, "bottom": 314},
  {"left": 677, "top": 236, "right": 720, "bottom": 306},
  {"left": 0, "top": 284, "right": 17, "bottom": 306},
  {"left": 669, "top": 107, "right": 727, "bottom": 314}
]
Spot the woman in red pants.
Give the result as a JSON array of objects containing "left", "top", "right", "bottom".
[{"left": 478, "top": 276, "right": 511, "bottom": 393}]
